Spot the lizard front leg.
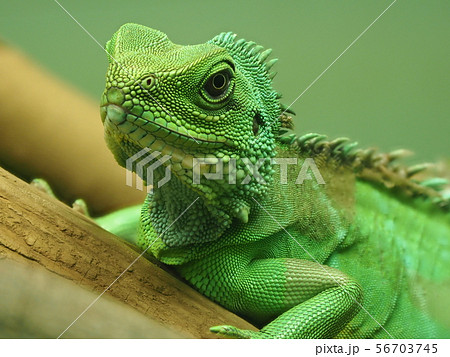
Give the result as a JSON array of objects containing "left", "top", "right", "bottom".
[
  {"left": 31, "top": 178, "right": 91, "bottom": 215},
  {"left": 180, "top": 257, "right": 362, "bottom": 338}
]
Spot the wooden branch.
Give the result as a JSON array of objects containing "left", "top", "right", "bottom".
[
  {"left": 0, "top": 167, "right": 256, "bottom": 338},
  {"left": 0, "top": 259, "right": 182, "bottom": 338}
]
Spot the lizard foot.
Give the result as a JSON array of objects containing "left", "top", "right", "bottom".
[
  {"left": 72, "top": 198, "right": 91, "bottom": 217},
  {"left": 31, "top": 178, "right": 57, "bottom": 197},
  {"left": 31, "top": 178, "right": 91, "bottom": 217}
]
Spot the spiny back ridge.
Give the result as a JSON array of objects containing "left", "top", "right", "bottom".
[{"left": 278, "top": 132, "right": 449, "bottom": 210}]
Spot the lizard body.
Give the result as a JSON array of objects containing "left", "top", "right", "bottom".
[{"left": 99, "top": 23, "right": 450, "bottom": 338}]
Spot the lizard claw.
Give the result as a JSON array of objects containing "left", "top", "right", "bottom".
[
  {"left": 72, "top": 198, "right": 91, "bottom": 217},
  {"left": 31, "top": 178, "right": 57, "bottom": 197},
  {"left": 31, "top": 178, "right": 92, "bottom": 217}
]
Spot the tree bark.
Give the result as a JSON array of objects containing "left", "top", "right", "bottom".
[
  {"left": 0, "top": 259, "right": 182, "bottom": 338},
  {"left": 0, "top": 167, "right": 256, "bottom": 338}
]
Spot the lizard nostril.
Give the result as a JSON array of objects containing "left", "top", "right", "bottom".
[{"left": 142, "top": 75, "right": 156, "bottom": 89}]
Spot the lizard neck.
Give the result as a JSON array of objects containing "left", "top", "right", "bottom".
[
  {"left": 145, "top": 136, "right": 279, "bottom": 247},
  {"left": 147, "top": 166, "right": 238, "bottom": 247}
]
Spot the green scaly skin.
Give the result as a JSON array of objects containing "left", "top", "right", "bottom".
[{"left": 99, "top": 23, "right": 450, "bottom": 338}]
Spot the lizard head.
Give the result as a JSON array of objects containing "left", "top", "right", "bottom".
[{"left": 101, "top": 23, "right": 283, "bottom": 245}]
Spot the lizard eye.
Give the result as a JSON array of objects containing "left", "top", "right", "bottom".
[{"left": 203, "top": 69, "right": 233, "bottom": 101}]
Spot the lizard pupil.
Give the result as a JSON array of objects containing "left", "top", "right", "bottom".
[
  {"left": 203, "top": 69, "right": 232, "bottom": 100},
  {"left": 212, "top": 73, "right": 226, "bottom": 89}
]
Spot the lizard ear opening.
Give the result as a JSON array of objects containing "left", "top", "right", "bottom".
[{"left": 253, "top": 113, "right": 263, "bottom": 136}]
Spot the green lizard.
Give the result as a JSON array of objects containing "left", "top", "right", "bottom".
[{"left": 99, "top": 23, "right": 450, "bottom": 338}]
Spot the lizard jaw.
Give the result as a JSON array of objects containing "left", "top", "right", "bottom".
[
  {"left": 102, "top": 104, "right": 265, "bottom": 227},
  {"left": 101, "top": 101, "right": 229, "bottom": 148},
  {"left": 103, "top": 104, "right": 197, "bottom": 173}
]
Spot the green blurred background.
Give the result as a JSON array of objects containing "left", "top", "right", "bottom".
[{"left": 1, "top": 0, "right": 448, "bottom": 163}]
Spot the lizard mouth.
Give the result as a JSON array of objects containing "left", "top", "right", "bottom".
[
  {"left": 102, "top": 103, "right": 227, "bottom": 150},
  {"left": 102, "top": 103, "right": 232, "bottom": 173}
]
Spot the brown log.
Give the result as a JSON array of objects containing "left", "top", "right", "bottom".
[
  {"left": 0, "top": 43, "right": 145, "bottom": 215},
  {"left": 0, "top": 167, "right": 256, "bottom": 338},
  {"left": 0, "top": 259, "right": 182, "bottom": 338}
]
